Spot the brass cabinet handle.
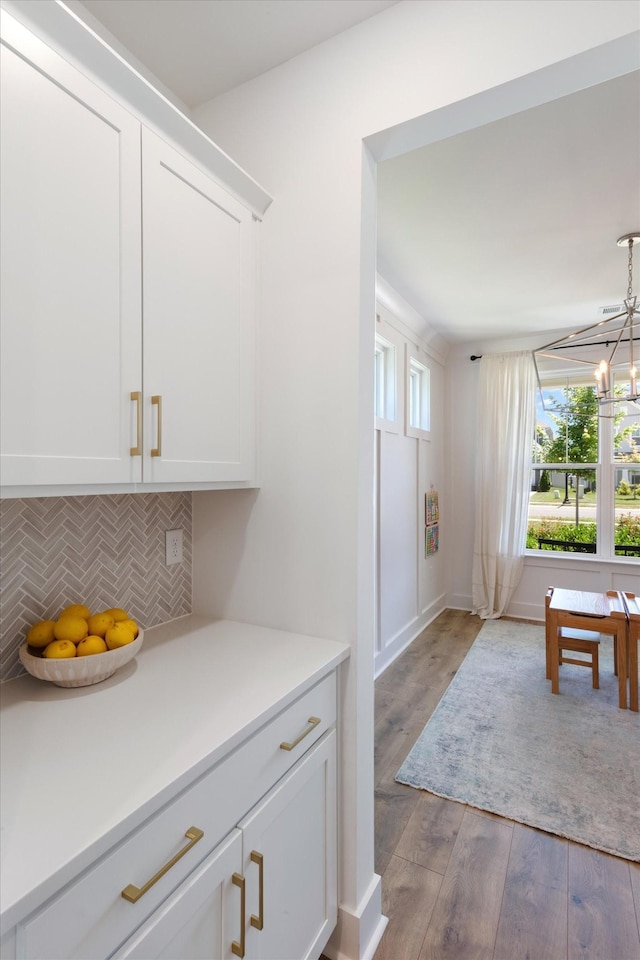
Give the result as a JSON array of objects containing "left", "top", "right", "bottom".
[
  {"left": 151, "top": 395, "right": 162, "bottom": 457},
  {"left": 232, "top": 872, "right": 246, "bottom": 958},
  {"left": 121, "top": 826, "right": 204, "bottom": 903},
  {"left": 250, "top": 851, "right": 264, "bottom": 930},
  {"left": 130, "top": 391, "right": 142, "bottom": 456},
  {"left": 279, "top": 716, "right": 321, "bottom": 751}
]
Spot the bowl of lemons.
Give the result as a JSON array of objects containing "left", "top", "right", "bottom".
[{"left": 19, "top": 604, "right": 143, "bottom": 687}]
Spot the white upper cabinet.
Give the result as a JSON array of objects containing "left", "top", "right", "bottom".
[
  {"left": 0, "top": 18, "right": 142, "bottom": 488},
  {"left": 141, "top": 129, "right": 256, "bottom": 484},
  {"left": 0, "top": 8, "right": 266, "bottom": 496}
]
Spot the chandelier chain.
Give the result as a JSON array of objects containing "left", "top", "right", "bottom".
[{"left": 628, "top": 237, "right": 634, "bottom": 302}]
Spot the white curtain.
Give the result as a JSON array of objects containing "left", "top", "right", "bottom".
[{"left": 471, "top": 350, "right": 537, "bottom": 619}]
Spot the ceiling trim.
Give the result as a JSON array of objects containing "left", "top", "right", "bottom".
[
  {"left": 375, "top": 275, "right": 449, "bottom": 365},
  {"left": 365, "top": 31, "right": 640, "bottom": 163}
]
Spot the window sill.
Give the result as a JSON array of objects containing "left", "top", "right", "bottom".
[{"left": 524, "top": 550, "right": 639, "bottom": 566}]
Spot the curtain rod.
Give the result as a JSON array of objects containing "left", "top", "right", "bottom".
[
  {"left": 472, "top": 335, "right": 640, "bottom": 362},
  {"left": 549, "top": 334, "right": 640, "bottom": 351}
]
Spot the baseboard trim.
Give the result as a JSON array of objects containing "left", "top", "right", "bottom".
[
  {"left": 505, "top": 599, "right": 545, "bottom": 622},
  {"left": 445, "top": 595, "right": 545, "bottom": 624},
  {"left": 323, "top": 874, "right": 388, "bottom": 960},
  {"left": 374, "top": 596, "right": 446, "bottom": 678},
  {"left": 445, "top": 593, "right": 473, "bottom": 611}
]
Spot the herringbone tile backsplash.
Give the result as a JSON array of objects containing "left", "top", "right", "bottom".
[{"left": 0, "top": 492, "right": 192, "bottom": 682}]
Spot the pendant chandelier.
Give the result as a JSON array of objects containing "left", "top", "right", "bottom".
[{"left": 534, "top": 232, "right": 640, "bottom": 413}]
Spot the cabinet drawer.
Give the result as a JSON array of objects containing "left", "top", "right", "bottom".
[{"left": 17, "top": 673, "right": 336, "bottom": 960}]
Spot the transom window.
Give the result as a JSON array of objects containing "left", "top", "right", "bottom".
[
  {"left": 406, "top": 354, "right": 430, "bottom": 436},
  {"left": 374, "top": 334, "right": 396, "bottom": 423}
]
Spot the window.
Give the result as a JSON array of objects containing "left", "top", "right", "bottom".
[
  {"left": 374, "top": 334, "right": 396, "bottom": 423},
  {"left": 405, "top": 347, "right": 430, "bottom": 439},
  {"left": 528, "top": 373, "right": 640, "bottom": 559}
]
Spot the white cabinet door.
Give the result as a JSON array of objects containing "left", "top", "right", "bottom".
[
  {"left": 110, "top": 735, "right": 336, "bottom": 960},
  {"left": 239, "top": 732, "right": 337, "bottom": 960},
  {"left": 141, "top": 128, "right": 256, "bottom": 484},
  {"left": 0, "top": 16, "right": 142, "bottom": 488},
  {"left": 111, "top": 829, "right": 242, "bottom": 960}
]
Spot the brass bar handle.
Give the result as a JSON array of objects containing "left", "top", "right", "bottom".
[
  {"left": 130, "top": 391, "right": 142, "bottom": 456},
  {"left": 250, "top": 851, "right": 264, "bottom": 930},
  {"left": 232, "top": 872, "right": 246, "bottom": 958},
  {"left": 121, "top": 826, "right": 203, "bottom": 903},
  {"left": 151, "top": 395, "right": 162, "bottom": 457},
  {"left": 279, "top": 716, "right": 321, "bottom": 751}
]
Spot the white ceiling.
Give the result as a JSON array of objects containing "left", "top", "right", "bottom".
[
  {"left": 377, "top": 71, "right": 640, "bottom": 344},
  {"left": 74, "top": 0, "right": 640, "bottom": 347},
  {"left": 75, "top": 0, "right": 399, "bottom": 106}
]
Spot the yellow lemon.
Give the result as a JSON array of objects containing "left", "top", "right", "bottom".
[
  {"left": 76, "top": 635, "right": 108, "bottom": 657},
  {"left": 87, "top": 612, "right": 115, "bottom": 637},
  {"left": 61, "top": 603, "right": 91, "bottom": 620},
  {"left": 26, "top": 620, "right": 56, "bottom": 649},
  {"left": 120, "top": 619, "right": 139, "bottom": 638},
  {"left": 43, "top": 639, "right": 77, "bottom": 659},
  {"left": 103, "top": 607, "right": 129, "bottom": 622},
  {"left": 105, "top": 622, "right": 136, "bottom": 650},
  {"left": 53, "top": 616, "right": 89, "bottom": 644}
]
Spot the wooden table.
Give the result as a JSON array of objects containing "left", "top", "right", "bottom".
[
  {"left": 546, "top": 588, "right": 630, "bottom": 709},
  {"left": 621, "top": 592, "right": 640, "bottom": 712}
]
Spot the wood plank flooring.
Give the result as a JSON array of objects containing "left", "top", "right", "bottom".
[{"left": 373, "top": 609, "right": 640, "bottom": 960}]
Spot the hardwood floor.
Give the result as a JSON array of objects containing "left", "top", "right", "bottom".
[{"left": 373, "top": 609, "right": 640, "bottom": 960}]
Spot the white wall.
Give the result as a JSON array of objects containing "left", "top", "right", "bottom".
[
  {"left": 374, "top": 292, "right": 448, "bottom": 678},
  {"left": 191, "top": 2, "right": 640, "bottom": 956}
]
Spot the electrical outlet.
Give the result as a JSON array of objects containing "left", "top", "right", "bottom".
[{"left": 165, "top": 529, "right": 183, "bottom": 565}]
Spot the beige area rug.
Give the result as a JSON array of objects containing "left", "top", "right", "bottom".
[{"left": 396, "top": 619, "right": 640, "bottom": 861}]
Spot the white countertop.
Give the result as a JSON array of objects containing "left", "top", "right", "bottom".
[{"left": 0, "top": 616, "right": 349, "bottom": 933}]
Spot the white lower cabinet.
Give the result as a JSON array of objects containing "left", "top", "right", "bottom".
[
  {"left": 10, "top": 674, "right": 338, "bottom": 960},
  {"left": 111, "top": 829, "right": 242, "bottom": 960},
  {"left": 238, "top": 731, "right": 337, "bottom": 960},
  {"left": 113, "top": 732, "right": 336, "bottom": 960}
]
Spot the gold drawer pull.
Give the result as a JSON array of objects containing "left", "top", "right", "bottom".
[
  {"left": 280, "top": 716, "right": 321, "bottom": 751},
  {"left": 250, "top": 851, "right": 264, "bottom": 930},
  {"left": 151, "top": 395, "right": 162, "bottom": 457},
  {"left": 130, "top": 391, "right": 142, "bottom": 456},
  {"left": 232, "top": 872, "right": 246, "bottom": 958},
  {"left": 121, "top": 826, "right": 204, "bottom": 903}
]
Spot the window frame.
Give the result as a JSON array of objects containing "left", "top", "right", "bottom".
[
  {"left": 528, "top": 371, "right": 638, "bottom": 562},
  {"left": 405, "top": 345, "right": 430, "bottom": 441},
  {"left": 374, "top": 331, "right": 398, "bottom": 431}
]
